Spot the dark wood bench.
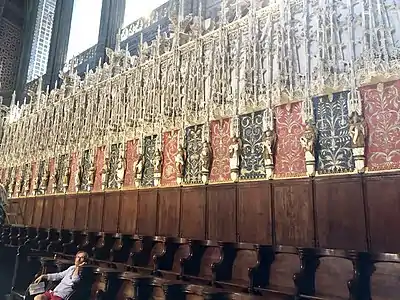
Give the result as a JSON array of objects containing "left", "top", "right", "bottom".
[{"left": 370, "top": 252, "right": 400, "bottom": 300}]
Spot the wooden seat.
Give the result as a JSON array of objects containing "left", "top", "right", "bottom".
[
  {"left": 7, "top": 223, "right": 400, "bottom": 300},
  {"left": 370, "top": 252, "right": 400, "bottom": 300},
  {"left": 253, "top": 245, "right": 300, "bottom": 298},
  {"left": 182, "top": 240, "right": 222, "bottom": 285},
  {"left": 214, "top": 242, "right": 259, "bottom": 292}
]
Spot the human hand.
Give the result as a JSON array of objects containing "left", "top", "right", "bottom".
[
  {"left": 77, "top": 261, "right": 87, "bottom": 268},
  {"left": 34, "top": 275, "right": 44, "bottom": 284}
]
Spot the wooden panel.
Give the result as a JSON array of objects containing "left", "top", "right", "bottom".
[
  {"left": 9, "top": 199, "right": 26, "bottom": 225},
  {"left": 365, "top": 174, "right": 400, "bottom": 253},
  {"left": 52, "top": 195, "right": 65, "bottom": 229},
  {"left": 119, "top": 190, "right": 138, "bottom": 234},
  {"left": 180, "top": 187, "right": 206, "bottom": 240},
  {"left": 75, "top": 194, "right": 90, "bottom": 231},
  {"left": 314, "top": 176, "right": 366, "bottom": 251},
  {"left": 63, "top": 194, "right": 77, "bottom": 230},
  {"left": 207, "top": 184, "right": 236, "bottom": 242},
  {"left": 137, "top": 189, "right": 158, "bottom": 236},
  {"left": 41, "top": 195, "right": 54, "bottom": 228},
  {"left": 24, "top": 198, "right": 35, "bottom": 226},
  {"left": 237, "top": 181, "right": 272, "bottom": 244},
  {"left": 103, "top": 191, "right": 120, "bottom": 233},
  {"left": 88, "top": 192, "right": 104, "bottom": 232},
  {"left": 273, "top": 179, "right": 314, "bottom": 247},
  {"left": 32, "top": 197, "right": 44, "bottom": 228},
  {"left": 157, "top": 188, "right": 180, "bottom": 237}
]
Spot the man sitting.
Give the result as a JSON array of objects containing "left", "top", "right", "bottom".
[{"left": 33, "top": 251, "right": 88, "bottom": 300}]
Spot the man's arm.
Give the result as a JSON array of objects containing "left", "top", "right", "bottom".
[
  {"left": 70, "top": 265, "right": 82, "bottom": 283},
  {"left": 44, "top": 266, "right": 72, "bottom": 281}
]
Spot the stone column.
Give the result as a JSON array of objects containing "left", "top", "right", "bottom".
[
  {"left": 96, "top": 0, "right": 125, "bottom": 62},
  {"left": 45, "top": 0, "right": 74, "bottom": 88}
]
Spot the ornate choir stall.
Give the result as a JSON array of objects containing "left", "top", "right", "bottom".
[
  {"left": 2, "top": 0, "right": 400, "bottom": 299},
  {"left": 1, "top": 0, "right": 400, "bottom": 255}
]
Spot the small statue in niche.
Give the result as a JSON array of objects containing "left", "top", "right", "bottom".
[
  {"left": 40, "top": 167, "right": 49, "bottom": 194},
  {"left": 349, "top": 112, "right": 366, "bottom": 148},
  {"left": 134, "top": 154, "right": 144, "bottom": 179},
  {"left": 101, "top": 158, "right": 110, "bottom": 191},
  {"left": 75, "top": 165, "right": 82, "bottom": 192},
  {"left": 24, "top": 169, "right": 31, "bottom": 196},
  {"left": 8, "top": 176, "right": 15, "bottom": 198},
  {"left": 200, "top": 141, "right": 212, "bottom": 184},
  {"left": 300, "top": 122, "right": 317, "bottom": 177},
  {"left": 153, "top": 148, "right": 163, "bottom": 187},
  {"left": 51, "top": 169, "right": 58, "bottom": 193},
  {"left": 87, "top": 163, "right": 96, "bottom": 189},
  {"left": 175, "top": 144, "right": 186, "bottom": 185},
  {"left": 262, "top": 129, "right": 276, "bottom": 180},
  {"left": 62, "top": 165, "right": 70, "bottom": 193},
  {"left": 15, "top": 176, "right": 22, "bottom": 197},
  {"left": 348, "top": 112, "right": 366, "bottom": 173},
  {"left": 116, "top": 155, "right": 125, "bottom": 189},
  {"left": 133, "top": 154, "right": 144, "bottom": 187},
  {"left": 228, "top": 135, "right": 241, "bottom": 182},
  {"left": 33, "top": 174, "right": 40, "bottom": 195}
]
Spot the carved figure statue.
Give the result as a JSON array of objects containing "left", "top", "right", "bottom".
[
  {"left": 134, "top": 154, "right": 144, "bottom": 179},
  {"left": 300, "top": 122, "right": 317, "bottom": 177},
  {"left": 228, "top": 135, "right": 241, "bottom": 171},
  {"left": 348, "top": 112, "right": 366, "bottom": 173},
  {"left": 15, "top": 177, "right": 22, "bottom": 196},
  {"left": 24, "top": 169, "right": 31, "bottom": 195},
  {"left": 200, "top": 141, "right": 212, "bottom": 173},
  {"left": 175, "top": 145, "right": 186, "bottom": 178},
  {"left": 51, "top": 170, "right": 58, "bottom": 193},
  {"left": 101, "top": 158, "right": 110, "bottom": 190},
  {"left": 349, "top": 112, "right": 366, "bottom": 148},
  {"left": 62, "top": 166, "right": 70, "bottom": 187},
  {"left": 300, "top": 123, "right": 316, "bottom": 160},
  {"left": 153, "top": 149, "right": 163, "bottom": 174},
  {"left": 116, "top": 155, "right": 125, "bottom": 188},
  {"left": 75, "top": 166, "right": 82, "bottom": 191},
  {"left": 87, "top": 164, "right": 96, "bottom": 188},
  {"left": 8, "top": 177, "right": 15, "bottom": 197},
  {"left": 40, "top": 168, "right": 49, "bottom": 192},
  {"left": 262, "top": 129, "right": 276, "bottom": 164}
]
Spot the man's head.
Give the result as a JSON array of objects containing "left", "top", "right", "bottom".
[{"left": 75, "top": 251, "right": 88, "bottom": 266}]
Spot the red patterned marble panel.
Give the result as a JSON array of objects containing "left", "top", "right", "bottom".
[
  {"left": 124, "top": 140, "right": 138, "bottom": 187},
  {"left": 275, "top": 103, "right": 306, "bottom": 177},
  {"left": 162, "top": 131, "right": 178, "bottom": 186},
  {"left": 47, "top": 158, "right": 55, "bottom": 194},
  {"left": 210, "top": 119, "right": 231, "bottom": 182},
  {"left": 68, "top": 153, "right": 77, "bottom": 193},
  {"left": 12, "top": 167, "right": 21, "bottom": 198},
  {"left": 93, "top": 146, "right": 105, "bottom": 192},
  {"left": 29, "top": 162, "right": 37, "bottom": 195},
  {"left": 361, "top": 80, "right": 400, "bottom": 171}
]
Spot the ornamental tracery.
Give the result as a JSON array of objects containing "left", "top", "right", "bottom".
[{"left": 1, "top": 0, "right": 400, "bottom": 187}]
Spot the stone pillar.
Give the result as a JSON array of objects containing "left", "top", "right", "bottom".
[
  {"left": 96, "top": 0, "right": 125, "bottom": 62},
  {"left": 45, "top": 0, "right": 74, "bottom": 88}
]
